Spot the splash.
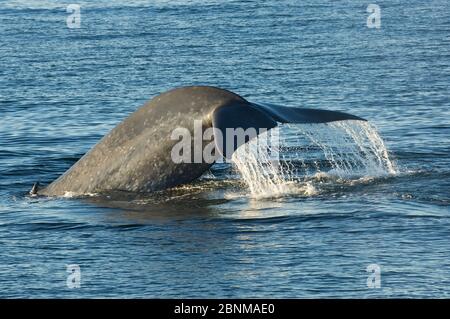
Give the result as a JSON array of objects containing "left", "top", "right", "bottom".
[
  {"left": 231, "top": 130, "right": 302, "bottom": 198},
  {"left": 295, "top": 121, "right": 398, "bottom": 178},
  {"left": 231, "top": 120, "right": 397, "bottom": 198},
  {"left": 62, "top": 191, "right": 98, "bottom": 198}
]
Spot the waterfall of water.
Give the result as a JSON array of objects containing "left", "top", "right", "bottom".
[
  {"left": 230, "top": 131, "right": 296, "bottom": 197},
  {"left": 231, "top": 120, "right": 397, "bottom": 198},
  {"left": 296, "top": 121, "right": 398, "bottom": 177}
]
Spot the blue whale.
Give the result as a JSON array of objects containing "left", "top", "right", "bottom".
[{"left": 37, "top": 86, "right": 365, "bottom": 196}]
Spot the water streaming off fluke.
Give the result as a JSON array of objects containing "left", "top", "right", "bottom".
[{"left": 231, "top": 120, "right": 398, "bottom": 198}]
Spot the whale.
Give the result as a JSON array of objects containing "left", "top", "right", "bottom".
[{"left": 36, "top": 86, "right": 366, "bottom": 196}]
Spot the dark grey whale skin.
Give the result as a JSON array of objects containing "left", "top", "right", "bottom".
[{"left": 39, "top": 86, "right": 365, "bottom": 196}]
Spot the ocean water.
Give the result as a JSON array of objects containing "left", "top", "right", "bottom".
[{"left": 0, "top": 0, "right": 449, "bottom": 298}]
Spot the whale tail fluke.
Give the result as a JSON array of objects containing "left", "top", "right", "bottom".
[
  {"left": 40, "top": 86, "right": 368, "bottom": 196},
  {"left": 212, "top": 102, "right": 366, "bottom": 159},
  {"left": 253, "top": 103, "right": 367, "bottom": 124}
]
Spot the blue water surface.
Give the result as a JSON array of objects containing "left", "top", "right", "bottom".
[{"left": 0, "top": 0, "right": 449, "bottom": 298}]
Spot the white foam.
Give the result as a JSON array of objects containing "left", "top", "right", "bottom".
[{"left": 62, "top": 191, "right": 98, "bottom": 198}]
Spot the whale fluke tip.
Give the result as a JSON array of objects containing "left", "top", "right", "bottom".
[{"left": 29, "top": 182, "right": 40, "bottom": 196}]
